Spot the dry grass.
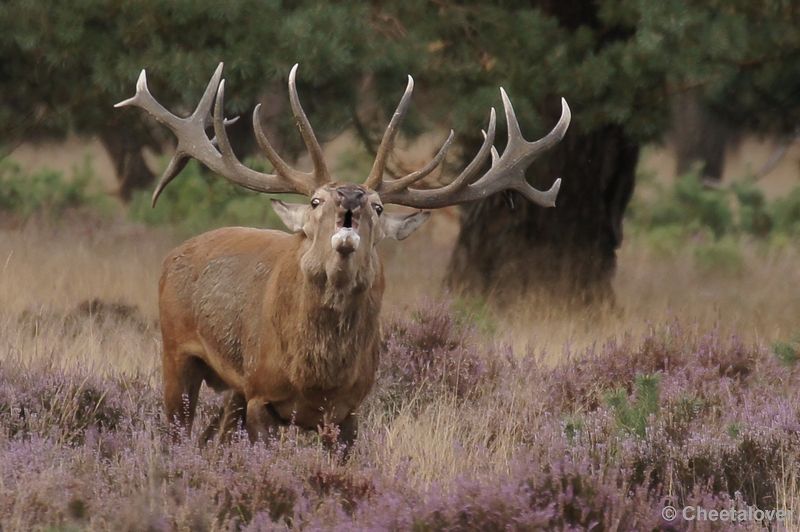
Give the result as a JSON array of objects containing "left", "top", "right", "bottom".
[
  {"left": 0, "top": 219, "right": 173, "bottom": 316},
  {"left": 0, "top": 219, "right": 173, "bottom": 376},
  {"left": 2, "top": 214, "right": 799, "bottom": 368},
  {"left": 495, "top": 236, "right": 800, "bottom": 361}
]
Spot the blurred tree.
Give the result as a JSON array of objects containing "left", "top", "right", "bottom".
[{"left": 670, "top": 89, "right": 730, "bottom": 184}]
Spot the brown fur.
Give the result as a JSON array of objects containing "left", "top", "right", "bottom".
[{"left": 158, "top": 183, "right": 428, "bottom": 450}]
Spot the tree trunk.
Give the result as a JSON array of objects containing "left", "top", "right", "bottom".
[
  {"left": 671, "top": 89, "right": 730, "bottom": 182},
  {"left": 99, "top": 127, "right": 156, "bottom": 201},
  {"left": 446, "top": 125, "right": 638, "bottom": 307}
]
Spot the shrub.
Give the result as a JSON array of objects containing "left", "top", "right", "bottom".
[
  {"left": 544, "top": 323, "right": 767, "bottom": 415},
  {"left": 627, "top": 165, "right": 800, "bottom": 244},
  {"left": 645, "top": 224, "right": 687, "bottom": 257},
  {"left": 376, "top": 298, "right": 490, "bottom": 412},
  {"left": 772, "top": 337, "right": 799, "bottom": 366},
  {"left": 693, "top": 236, "right": 744, "bottom": 274},
  {"left": 0, "top": 156, "right": 109, "bottom": 220},
  {"left": 0, "top": 358, "right": 157, "bottom": 445},
  {"left": 630, "top": 167, "right": 733, "bottom": 239},
  {"left": 733, "top": 180, "right": 772, "bottom": 237},
  {"left": 605, "top": 373, "right": 661, "bottom": 438},
  {"left": 770, "top": 187, "right": 800, "bottom": 236}
]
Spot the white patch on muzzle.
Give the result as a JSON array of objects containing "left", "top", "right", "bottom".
[{"left": 331, "top": 227, "right": 361, "bottom": 253}]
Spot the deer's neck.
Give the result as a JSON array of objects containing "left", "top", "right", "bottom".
[
  {"left": 286, "top": 255, "right": 384, "bottom": 391},
  {"left": 298, "top": 238, "right": 380, "bottom": 312}
]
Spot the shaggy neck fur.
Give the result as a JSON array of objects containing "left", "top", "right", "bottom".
[
  {"left": 299, "top": 232, "right": 379, "bottom": 311},
  {"left": 286, "top": 235, "right": 383, "bottom": 389}
]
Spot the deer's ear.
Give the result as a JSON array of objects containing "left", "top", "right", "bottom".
[
  {"left": 271, "top": 199, "right": 307, "bottom": 233},
  {"left": 383, "top": 211, "right": 430, "bottom": 241}
]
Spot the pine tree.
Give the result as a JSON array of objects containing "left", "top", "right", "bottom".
[
  {"left": 366, "top": 0, "right": 800, "bottom": 305},
  {"left": 0, "top": 1, "right": 374, "bottom": 198}
]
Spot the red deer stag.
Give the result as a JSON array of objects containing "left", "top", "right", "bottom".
[{"left": 116, "top": 63, "right": 570, "bottom": 450}]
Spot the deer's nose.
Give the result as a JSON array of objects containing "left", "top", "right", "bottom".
[{"left": 336, "top": 188, "right": 365, "bottom": 211}]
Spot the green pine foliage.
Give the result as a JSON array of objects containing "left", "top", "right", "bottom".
[
  {"left": 628, "top": 167, "right": 800, "bottom": 242},
  {"left": 639, "top": 168, "right": 733, "bottom": 239},
  {"left": 605, "top": 373, "right": 662, "bottom": 438},
  {"left": 733, "top": 181, "right": 773, "bottom": 237},
  {"left": 3, "top": 1, "right": 799, "bottom": 150},
  {"left": 770, "top": 187, "right": 800, "bottom": 236},
  {"left": 0, "top": 1, "right": 375, "bottom": 156},
  {"left": 772, "top": 333, "right": 800, "bottom": 367}
]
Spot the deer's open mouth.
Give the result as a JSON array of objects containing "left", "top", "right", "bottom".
[
  {"left": 337, "top": 209, "right": 360, "bottom": 232},
  {"left": 331, "top": 209, "right": 361, "bottom": 254}
]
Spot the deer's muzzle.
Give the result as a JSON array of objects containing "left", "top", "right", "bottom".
[
  {"left": 331, "top": 186, "right": 366, "bottom": 254},
  {"left": 331, "top": 224, "right": 360, "bottom": 254},
  {"left": 337, "top": 187, "right": 365, "bottom": 211},
  {"left": 332, "top": 206, "right": 362, "bottom": 255}
]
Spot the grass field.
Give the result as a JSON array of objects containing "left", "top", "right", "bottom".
[{"left": 1, "top": 208, "right": 799, "bottom": 530}]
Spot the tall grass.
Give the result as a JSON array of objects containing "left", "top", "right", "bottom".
[{"left": 0, "top": 222, "right": 173, "bottom": 318}]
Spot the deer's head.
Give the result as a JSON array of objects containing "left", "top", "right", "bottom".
[{"left": 271, "top": 181, "right": 428, "bottom": 290}]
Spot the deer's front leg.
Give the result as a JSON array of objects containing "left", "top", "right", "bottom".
[
  {"left": 338, "top": 412, "right": 358, "bottom": 450},
  {"left": 200, "top": 391, "right": 247, "bottom": 446},
  {"left": 246, "top": 398, "right": 283, "bottom": 444},
  {"left": 316, "top": 410, "right": 358, "bottom": 460}
]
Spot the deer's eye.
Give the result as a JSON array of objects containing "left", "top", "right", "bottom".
[
  {"left": 374, "top": 205, "right": 383, "bottom": 216},
  {"left": 311, "top": 198, "right": 321, "bottom": 209}
]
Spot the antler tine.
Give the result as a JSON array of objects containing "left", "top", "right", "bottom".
[
  {"left": 378, "top": 92, "right": 570, "bottom": 210},
  {"left": 195, "top": 63, "right": 225, "bottom": 128},
  {"left": 504, "top": 91, "right": 570, "bottom": 158},
  {"left": 151, "top": 155, "right": 190, "bottom": 206},
  {"left": 380, "top": 130, "right": 455, "bottom": 194},
  {"left": 446, "top": 108, "right": 497, "bottom": 190},
  {"left": 363, "top": 76, "right": 415, "bottom": 190},
  {"left": 288, "top": 64, "right": 330, "bottom": 184},
  {"left": 211, "top": 80, "right": 318, "bottom": 196},
  {"left": 116, "top": 63, "right": 322, "bottom": 206},
  {"left": 483, "top": 130, "right": 500, "bottom": 166},
  {"left": 468, "top": 93, "right": 570, "bottom": 206},
  {"left": 378, "top": 108, "right": 497, "bottom": 208},
  {"left": 253, "top": 104, "right": 305, "bottom": 183},
  {"left": 121, "top": 64, "right": 223, "bottom": 206}
]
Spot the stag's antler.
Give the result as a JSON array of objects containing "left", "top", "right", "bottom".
[
  {"left": 362, "top": 77, "right": 456, "bottom": 193},
  {"left": 118, "top": 63, "right": 570, "bottom": 209},
  {"left": 115, "top": 63, "right": 328, "bottom": 205},
  {"left": 370, "top": 84, "right": 571, "bottom": 209}
]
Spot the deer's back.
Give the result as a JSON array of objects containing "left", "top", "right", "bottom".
[{"left": 158, "top": 227, "right": 301, "bottom": 377}]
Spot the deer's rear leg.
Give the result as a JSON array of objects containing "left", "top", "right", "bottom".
[
  {"left": 162, "top": 353, "right": 209, "bottom": 439},
  {"left": 246, "top": 399, "right": 284, "bottom": 444}
]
